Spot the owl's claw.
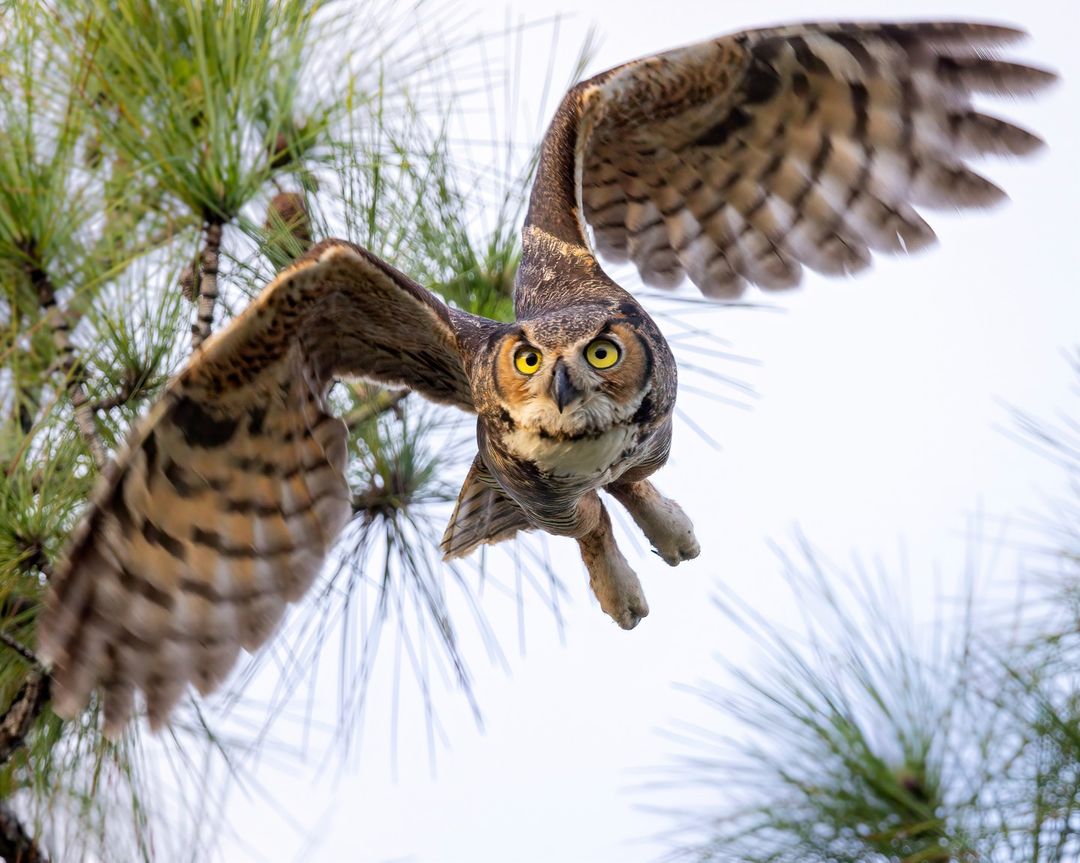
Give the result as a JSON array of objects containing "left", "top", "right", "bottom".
[
  {"left": 609, "top": 480, "right": 699, "bottom": 568},
  {"left": 588, "top": 547, "right": 650, "bottom": 630},
  {"left": 651, "top": 531, "right": 701, "bottom": 567},
  {"left": 575, "top": 498, "right": 651, "bottom": 629},
  {"left": 610, "top": 584, "right": 649, "bottom": 630}
]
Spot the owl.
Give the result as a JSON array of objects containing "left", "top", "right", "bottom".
[{"left": 37, "top": 21, "right": 1054, "bottom": 734}]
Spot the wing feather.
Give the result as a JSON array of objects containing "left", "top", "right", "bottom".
[
  {"left": 38, "top": 240, "right": 478, "bottom": 734},
  {"left": 440, "top": 455, "right": 534, "bottom": 560},
  {"left": 524, "top": 20, "right": 1055, "bottom": 300}
]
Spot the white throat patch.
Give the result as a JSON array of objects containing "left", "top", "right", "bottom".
[{"left": 502, "top": 387, "right": 648, "bottom": 479}]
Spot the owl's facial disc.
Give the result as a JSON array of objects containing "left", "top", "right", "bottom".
[
  {"left": 548, "top": 336, "right": 624, "bottom": 411},
  {"left": 493, "top": 317, "right": 650, "bottom": 437}
]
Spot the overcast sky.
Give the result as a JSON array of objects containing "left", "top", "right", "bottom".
[{"left": 211, "top": 1, "right": 1079, "bottom": 860}]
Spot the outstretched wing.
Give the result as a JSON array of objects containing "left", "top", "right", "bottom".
[
  {"left": 522, "top": 21, "right": 1055, "bottom": 302},
  {"left": 37, "top": 240, "right": 478, "bottom": 735}
]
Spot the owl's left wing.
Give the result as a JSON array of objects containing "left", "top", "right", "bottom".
[
  {"left": 38, "top": 240, "right": 478, "bottom": 735},
  {"left": 523, "top": 21, "right": 1055, "bottom": 301}
]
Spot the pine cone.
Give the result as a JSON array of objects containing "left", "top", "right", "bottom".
[
  {"left": 264, "top": 192, "right": 313, "bottom": 252},
  {"left": 269, "top": 131, "right": 291, "bottom": 169}
]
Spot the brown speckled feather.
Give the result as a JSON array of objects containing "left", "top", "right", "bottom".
[
  {"left": 525, "top": 21, "right": 1056, "bottom": 298},
  {"left": 440, "top": 454, "right": 534, "bottom": 559},
  {"left": 37, "top": 241, "right": 478, "bottom": 735}
]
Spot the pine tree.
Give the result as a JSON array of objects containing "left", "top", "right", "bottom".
[
  {"left": 661, "top": 356, "right": 1080, "bottom": 863},
  {"left": 0, "top": 1, "right": 592, "bottom": 858}
]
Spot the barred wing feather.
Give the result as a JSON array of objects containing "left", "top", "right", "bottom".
[
  {"left": 526, "top": 21, "right": 1055, "bottom": 299},
  {"left": 38, "top": 241, "right": 475, "bottom": 735}
]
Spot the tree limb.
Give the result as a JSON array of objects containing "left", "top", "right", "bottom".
[
  {"left": 89, "top": 373, "right": 140, "bottom": 412},
  {"left": 0, "top": 633, "right": 38, "bottom": 668},
  {"left": 31, "top": 265, "right": 106, "bottom": 468},
  {"left": 0, "top": 632, "right": 49, "bottom": 772},
  {"left": 0, "top": 672, "right": 50, "bottom": 767},
  {"left": 0, "top": 801, "right": 49, "bottom": 863},
  {"left": 190, "top": 220, "right": 223, "bottom": 351}
]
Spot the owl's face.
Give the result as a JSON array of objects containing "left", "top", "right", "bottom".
[{"left": 489, "top": 307, "right": 653, "bottom": 437}]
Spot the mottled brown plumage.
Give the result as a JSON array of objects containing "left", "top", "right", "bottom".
[{"left": 38, "top": 20, "right": 1054, "bottom": 734}]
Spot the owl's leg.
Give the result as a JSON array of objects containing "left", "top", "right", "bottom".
[
  {"left": 607, "top": 479, "right": 700, "bottom": 567},
  {"left": 572, "top": 493, "right": 649, "bottom": 630}
]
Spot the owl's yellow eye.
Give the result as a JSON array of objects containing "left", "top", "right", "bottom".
[
  {"left": 585, "top": 339, "right": 620, "bottom": 370},
  {"left": 514, "top": 346, "right": 543, "bottom": 375}
]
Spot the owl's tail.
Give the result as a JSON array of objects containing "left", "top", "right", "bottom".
[{"left": 440, "top": 454, "right": 533, "bottom": 560}]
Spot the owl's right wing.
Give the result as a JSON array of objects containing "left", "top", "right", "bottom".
[
  {"left": 37, "top": 240, "right": 479, "bottom": 736},
  {"left": 521, "top": 21, "right": 1055, "bottom": 306}
]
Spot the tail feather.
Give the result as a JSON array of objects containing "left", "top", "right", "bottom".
[{"left": 441, "top": 455, "right": 533, "bottom": 560}]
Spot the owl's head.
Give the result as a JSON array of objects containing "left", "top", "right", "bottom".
[{"left": 490, "top": 305, "right": 653, "bottom": 436}]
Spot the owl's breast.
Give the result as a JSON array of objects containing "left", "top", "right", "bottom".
[
  {"left": 478, "top": 405, "right": 671, "bottom": 534},
  {"left": 503, "top": 422, "right": 640, "bottom": 482}
]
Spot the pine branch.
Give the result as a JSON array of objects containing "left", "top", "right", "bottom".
[
  {"left": 90, "top": 374, "right": 140, "bottom": 412},
  {"left": 343, "top": 389, "right": 409, "bottom": 432},
  {"left": 15, "top": 391, "right": 38, "bottom": 436},
  {"left": 31, "top": 264, "right": 106, "bottom": 468},
  {"left": 0, "top": 633, "right": 38, "bottom": 668},
  {"left": 0, "top": 631, "right": 48, "bottom": 772},
  {"left": 0, "top": 672, "right": 49, "bottom": 768},
  {"left": 97, "top": 222, "right": 187, "bottom": 279},
  {"left": 0, "top": 801, "right": 49, "bottom": 863},
  {"left": 190, "top": 220, "right": 223, "bottom": 352},
  {"left": 0, "top": 599, "right": 37, "bottom": 620}
]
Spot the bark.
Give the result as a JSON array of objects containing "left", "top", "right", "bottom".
[
  {"left": 190, "top": 220, "right": 224, "bottom": 351},
  {"left": 32, "top": 266, "right": 105, "bottom": 468},
  {"left": 0, "top": 673, "right": 49, "bottom": 768},
  {"left": 0, "top": 802, "right": 48, "bottom": 863}
]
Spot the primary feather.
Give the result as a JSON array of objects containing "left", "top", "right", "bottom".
[{"left": 526, "top": 21, "right": 1055, "bottom": 298}]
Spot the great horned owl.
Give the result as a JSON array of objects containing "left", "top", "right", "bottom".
[{"left": 37, "top": 21, "right": 1054, "bottom": 734}]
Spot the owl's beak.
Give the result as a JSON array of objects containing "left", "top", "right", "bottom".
[{"left": 552, "top": 361, "right": 581, "bottom": 412}]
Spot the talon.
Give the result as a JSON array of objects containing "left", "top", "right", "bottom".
[
  {"left": 615, "top": 596, "right": 649, "bottom": 630},
  {"left": 608, "top": 481, "right": 700, "bottom": 569},
  {"left": 653, "top": 532, "right": 700, "bottom": 566},
  {"left": 679, "top": 535, "right": 701, "bottom": 562}
]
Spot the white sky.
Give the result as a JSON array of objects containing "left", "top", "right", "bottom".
[{"left": 210, "top": 1, "right": 1079, "bottom": 861}]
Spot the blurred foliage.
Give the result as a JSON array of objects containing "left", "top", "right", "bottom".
[{"left": 661, "top": 357, "right": 1080, "bottom": 863}]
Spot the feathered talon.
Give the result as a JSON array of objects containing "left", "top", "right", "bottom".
[
  {"left": 577, "top": 503, "right": 650, "bottom": 630},
  {"left": 609, "top": 480, "right": 700, "bottom": 567}
]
